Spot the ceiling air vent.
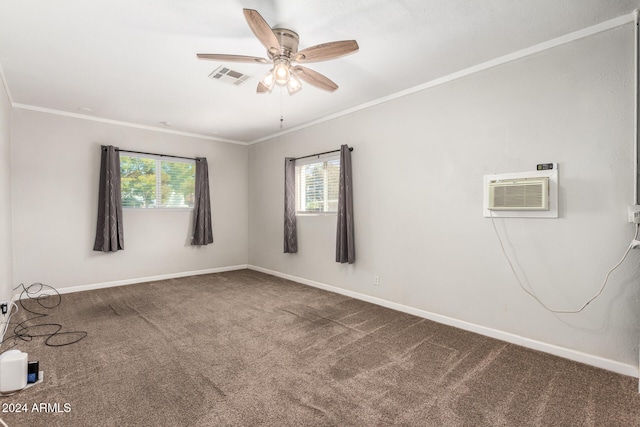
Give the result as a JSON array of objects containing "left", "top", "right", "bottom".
[
  {"left": 488, "top": 177, "right": 549, "bottom": 211},
  {"left": 208, "top": 66, "right": 251, "bottom": 86}
]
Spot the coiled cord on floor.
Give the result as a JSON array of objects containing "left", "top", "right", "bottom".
[{"left": 1, "top": 283, "right": 87, "bottom": 348}]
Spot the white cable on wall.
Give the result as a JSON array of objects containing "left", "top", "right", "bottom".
[
  {"left": 490, "top": 212, "right": 639, "bottom": 314},
  {"left": 490, "top": 12, "right": 640, "bottom": 314},
  {"left": 634, "top": 9, "right": 639, "bottom": 204}
]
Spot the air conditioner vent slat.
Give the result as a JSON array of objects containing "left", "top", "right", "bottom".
[
  {"left": 208, "top": 65, "right": 251, "bottom": 86},
  {"left": 488, "top": 177, "right": 549, "bottom": 211}
]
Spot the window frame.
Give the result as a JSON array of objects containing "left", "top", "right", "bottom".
[
  {"left": 120, "top": 152, "right": 196, "bottom": 211},
  {"left": 295, "top": 153, "right": 340, "bottom": 216}
]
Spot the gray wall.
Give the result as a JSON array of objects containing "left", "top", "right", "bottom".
[
  {"left": 248, "top": 25, "right": 639, "bottom": 369},
  {"left": 11, "top": 109, "right": 249, "bottom": 289},
  {"left": 0, "top": 79, "right": 12, "bottom": 301}
]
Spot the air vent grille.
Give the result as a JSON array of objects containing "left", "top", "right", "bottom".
[
  {"left": 488, "top": 177, "right": 549, "bottom": 211},
  {"left": 208, "top": 66, "right": 251, "bottom": 86}
]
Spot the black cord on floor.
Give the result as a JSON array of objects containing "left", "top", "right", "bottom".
[{"left": 1, "top": 283, "right": 87, "bottom": 348}]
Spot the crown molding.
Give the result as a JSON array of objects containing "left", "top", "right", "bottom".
[
  {"left": 249, "top": 11, "right": 637, "bottom": 145},
  {"left": 11, "top": 103, "right": 248, "bottom": 145},
  {"left": 4, "top": 11, "right": 636, "bottom": 146}
]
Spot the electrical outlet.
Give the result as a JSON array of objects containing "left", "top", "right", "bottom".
[
  {"left": 373, "top": 275, "right": 380, "bottom": 286},
  {"left": 0, "top": 302, "right": 8, "bottom": 315},
  {"left": 629, "top": 205, "right": 640, "bottom": 224}
]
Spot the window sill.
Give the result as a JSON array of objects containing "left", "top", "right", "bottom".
[
  {"left": 123, "top": 207, "right": 194, "bottom": 212},
  {"left": 296, "top": 212, "right": 337, "bottom": 217}
]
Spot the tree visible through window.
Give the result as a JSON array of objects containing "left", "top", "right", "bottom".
[
  {"left": 120, "top": 154, "right": 195, "bottom": 208},
  {"left": 295, "top": 155, "right": 340, "bottom": 213}
]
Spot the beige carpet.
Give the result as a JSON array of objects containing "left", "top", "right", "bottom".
[{"left": 0, "top": 269, "right": 639, "bottom": 426}]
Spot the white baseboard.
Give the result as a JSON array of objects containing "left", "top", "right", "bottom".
[
  {"left": 1, "top": 265, "right": 248, "bottom": 342},
  {"left": 9, "top": 263, "right": 636, "bottom": 378},
  {"left": 247, "top": 265, "right": 638, "bottom": 379},
  {"left": 26, "top": 264, "right": 249, "bottom": 297}
]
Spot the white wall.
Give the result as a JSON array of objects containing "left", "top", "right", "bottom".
[
  {"left": 248, "top": 24, "right": 640, "bottom": 370},
  {"left": 11, "top": 109, "right": 248, "bottom": 289},
  {"left": 0, "top": 77, "right": 13, "bottom": 301}
]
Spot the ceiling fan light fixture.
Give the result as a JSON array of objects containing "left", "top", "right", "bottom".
[
  {"left": 273, "top": 59, "right": 291, "bottom": 85},
  {"left": 260, "top": 69, "right": 276, "bottom": 92},
  {"left": 286, "top": 73, "right": 302, "bottom": 95}
]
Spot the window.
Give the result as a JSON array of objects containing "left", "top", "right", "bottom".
[
  {"left": 295, "top": 154, "right": 340, "bottom": 214},
  {"left": 120, "top": 154, "right": 195, "bottom": 208}
]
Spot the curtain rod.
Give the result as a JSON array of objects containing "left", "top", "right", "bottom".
[
  {"left": 115, "top": 148, "right": 197, "bottom": 161},
  {"left": 289, "top": 147, "right": 353, "bottom": 162}
]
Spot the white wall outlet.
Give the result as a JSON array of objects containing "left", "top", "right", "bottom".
[
  {"left": 373, "top": 275, "right": 380, "bottom": 286},
  {"left": 628, "top": 205, "right": 640, "bottom": 223}
]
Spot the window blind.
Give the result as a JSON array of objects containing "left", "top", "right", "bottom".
[
  {"left": 120, "top": 154, "right": 195, "bottom": 208},
  {"left": 295, "top": 154, "right": 340, "bottom": 213}
]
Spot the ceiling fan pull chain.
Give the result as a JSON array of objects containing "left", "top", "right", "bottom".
[{"left": 280, "top": 87, "right": 284, "bottom": 129}]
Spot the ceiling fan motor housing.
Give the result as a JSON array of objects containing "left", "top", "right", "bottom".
[{"left": 271, "top": 28, "right": 299, "bottom": 59}]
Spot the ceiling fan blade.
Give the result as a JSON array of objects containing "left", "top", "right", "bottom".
[
  {"left": 243, "top": 9, "right": 281, "bottom": 55},
  {"left": 293, "top": 66, "right": 338, "bottom": 92},
  {"left": 197, "top": 53, "right": 269, "bottom": 64},
  {"left": 294, "top": 40, "right": 359, "bottom": 63}
]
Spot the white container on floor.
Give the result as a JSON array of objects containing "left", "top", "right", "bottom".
[{"left": 0, "top": 350, "right": 28, "bottom": 393}]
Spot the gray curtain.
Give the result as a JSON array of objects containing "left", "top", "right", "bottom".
[
  {"left": 284, "top": 157, "right": 298, "bottom": 253},
  {"left": 93, "top": 145, "right": 124, "bottom": 252},
  {"left": 336, "top": 144, "right": 355, "bottom": 263},
  {"left": 192, "top": 157, "right": 214, "bottom": 246}
]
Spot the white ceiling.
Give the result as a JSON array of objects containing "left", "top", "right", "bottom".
[{"left": 0, "top": 0, "right": 638, "bottom": 144}]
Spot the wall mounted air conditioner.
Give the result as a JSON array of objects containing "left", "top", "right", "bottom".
[
  {"left": 488, "top": 177, "right": 549, "bottom": 211},
  {"left": 483, "top": 166, "right": 558, "bottom": 218}
]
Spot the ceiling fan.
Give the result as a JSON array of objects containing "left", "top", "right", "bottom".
[{"left": 197, "top": 9, "right": 359, "bottom": 95}]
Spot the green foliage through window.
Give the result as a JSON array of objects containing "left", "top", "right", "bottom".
[
  {"left": 295, "top": 156, "right": 340, "bottom": 213},
  {"left": 120, "top": 155, "right": 195, "bottom": 208}
]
